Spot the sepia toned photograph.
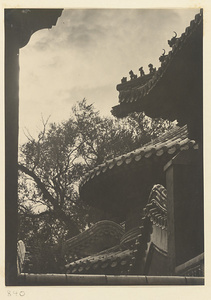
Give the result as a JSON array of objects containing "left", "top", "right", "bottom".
[{"left": 4, "top": 7, "right": 204, "bottom": 287}]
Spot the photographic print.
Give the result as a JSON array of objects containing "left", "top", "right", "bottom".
[{"left": 4, "top": 5, "right": 204, "bottom": 288}]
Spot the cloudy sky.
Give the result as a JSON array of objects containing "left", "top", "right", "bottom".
[{"left": 19, "top": 8, "right": 199, "bottom": 144}]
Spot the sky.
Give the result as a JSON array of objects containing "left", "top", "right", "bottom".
[{"left": 19, "top": 8, "right": 199, "bottom": 144}]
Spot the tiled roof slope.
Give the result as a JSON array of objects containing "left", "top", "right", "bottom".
[
  {"left": 79, "top": 125, "right": 197, "bottom": 193},
  {"left": 66, "top": 245, "right": 134, "bottom": 275},
  {"left": 64, "top": 220, "right": 124, "bottom": 261},
  {"left": 65, "top": 185, "right": 168, "bottom": 275},
  {"left": 65, "top": 216, "right": 152, "bottom": 275},
  {"left": 111, "top": 10, "right": 202, "bottom": 118}
]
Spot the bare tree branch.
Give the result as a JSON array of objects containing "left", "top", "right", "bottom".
[{"left": 18, "top": 163, "right": 80, "bottom": 236}]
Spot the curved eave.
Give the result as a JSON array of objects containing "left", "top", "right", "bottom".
[
  {"left": 111, "top": 11, "right": 203, "bottom": 141},
  {"left": 79, "top": 126, "right": 197, "bottom": 217}
]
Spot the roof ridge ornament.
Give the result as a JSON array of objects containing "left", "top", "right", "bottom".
[
  {"left": 159, "top": 49, "right": 168, "bottom": 64},
  {"left": 121, "top": 77, "right": 127, "bottom": 83},
  {"left": 148, "top": 63, "right": 156, "bottom": 74},
  {"left": 129, "top": 70, "right": 137, "bottom": 80},
  {"left": 139, "top": 66, "right": 145, "bottom": 77},
  {"left": 168, "top": 31, "right": 178, "bottom": 47}
]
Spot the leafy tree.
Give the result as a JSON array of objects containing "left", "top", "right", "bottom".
[{"left": 18, "top": 99, "right": 173, "bottom": 273}]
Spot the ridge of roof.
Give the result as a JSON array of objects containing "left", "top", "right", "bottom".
[
  {"left": 65, "top": 183, "right": 180, "bottom": 275},
  {"left": 66, "top": 220, "right": 124, "bottom": 248},
  {"left": 64, "top": 220, "right": 124, "bottom": 261},
  {"left": 111, "top": 10, "right": 202, "bottom": 117},
  {"left": 65, "top": 217, "right": 152, "bottom": 275},
  {"left": 65, "top": 183, "right": 169, "bottom": 275}
]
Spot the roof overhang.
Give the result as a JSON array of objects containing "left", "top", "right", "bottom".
[
  {"left": 5, "top": 9, "right": 63, "bottom": 48},
  {"left": 79, "top": 126, "right": 197, "bottom": 218},
  {"left": 112, "top": 11, "right": 203, "bottom": 142}
]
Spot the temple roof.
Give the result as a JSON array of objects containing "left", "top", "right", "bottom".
[
  {"left": 66, "top": 246, "right": 134, "bottom": 275},
  {"left": 111, "top": 10, "right": 203, "bottom": 141},
  {"left": 65, "top": 217, "right": 152, "bottom": 275},
  {"left": 65, "top": 185, "right": 204, "bottom": 277},
  {"left": 64, "top": 220, "right": 124, "bottom": 260},
  {"left": 79, "top": 125, "right": 197, "bottom": 216},
  {"left": 65, "top": 185, "right": 167, "bottom": 275}
]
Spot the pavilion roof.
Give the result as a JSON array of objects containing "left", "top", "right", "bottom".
[
  {"left": 64, "top": 220, "right": 124, "bottom": 261},
  {"left": 65, "top": 185, "right": 167, "bottom": 275},
  {"left": 79, "top": 125, "right": 197, "bottom": 215},
  {"left": 111, "top": 10, "right": 203, "bottom": 141},
  {"left": 65, "top": 216, "right": 152, "bottom": 275}
]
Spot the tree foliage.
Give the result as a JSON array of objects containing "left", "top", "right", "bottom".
[{"left": 18, "top": 99, "right": 173, "bottom": 273}]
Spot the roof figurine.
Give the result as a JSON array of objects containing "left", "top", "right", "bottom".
[
  {"left": 121, "top": 77, "right": 127, "bottom": 83},
  {"left": 148, "top": 63, "right": 156, "bottom": 74},
  {"left": 139, "top": 67, "right": 145, "bottom": 77},
  {"left": 64, "top": 10, "right": 203, "bottom": 281},
  {"left": 18, "top": 10, "right": 203, "bottom": 284},
  {"left": 168, "top": 31, "right": 178, "bottom": 47},
  {"left": 159, "top": 49, "right": 168, "bottom": 64},
  {"left": 111, "top": 10, "right": 203, "bottom": 142},
  {"left": 129, "top": 70, "right": 137, "bottom": 80}
]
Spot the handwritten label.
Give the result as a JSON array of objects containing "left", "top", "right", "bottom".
[{"left": 7, "top": 291, "right": 25, "bottom": 297}]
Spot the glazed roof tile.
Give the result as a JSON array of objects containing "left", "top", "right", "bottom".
[
  {"left": 111, "top": 10, "right": 202, "bottom": 118},
  {"left": 66, "top": 220, "right": 124, "bottom": 248},
  {"left": 79, "top": 125, "right": 197, "bottom": 192},
  {"left": 65, "top": 245, "right": 133, "bottom": 274},
  {"left": 65, "top": 183, "right": 170, "bottom": 275},
  {"left": 65, "top": 216, "right": 152, "bottom": 275},
  {"left": 64, "top": 220, "right": 124, "bottom": 260}
]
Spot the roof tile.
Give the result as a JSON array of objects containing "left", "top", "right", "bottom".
[
  {"left": 79, "top": 125, "right": 195, "bottom": 192},
  {"left": 112, "top": 11, "right": 202, "bottom": 118}
]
